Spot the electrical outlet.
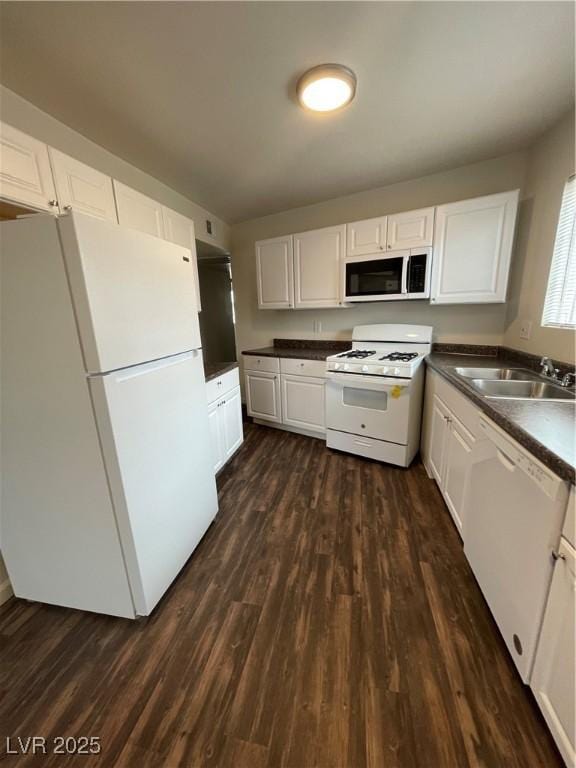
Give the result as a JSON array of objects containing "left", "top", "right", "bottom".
[
  {"left": 313, "top": 320, "right": 322, "bottom": 334},
  {"left": 520, "top": 320, "right": 532, "bottom": 340}
]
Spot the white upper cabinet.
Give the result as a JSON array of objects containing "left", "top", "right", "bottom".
[
  {"left": 113, "top": 181, "right": 165, "bottom": 239},
  {"left": 255, "top": 235, "right": 294, "bottom": 309},
  {"left": 346, "top": 215, "right": 387, "bottom": 256},
  {"left": 0, "top": 122, "right": 58, "bottom": 212},
  {"left": 430, "top": 190, "right": 519, "bottom": 304},
  {"left": 162, "top": 206, "right": 202, "bottom": 311},
  {"left": 49, "top": 148, "right": 117, "bottom": 222},
  {"left": 386, "top": 207, "right": 434, "bottom": 250},
  {"left": 293, "top": 224, "right": 345, "bottom": 308}
]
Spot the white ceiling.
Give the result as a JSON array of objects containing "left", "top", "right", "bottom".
[{"left": 0, "top": 2, "right": 573, "bottom": 223}]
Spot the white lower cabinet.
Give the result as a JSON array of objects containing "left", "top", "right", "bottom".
[
  {"left": 281, "top": 374, "right": 325, "bottom": 434},
  {"left": 531, "top": 536, "right": 576, "bottom": 767},
  {"left": 206, "top": 369, "right": 243, "bottom": 474},
  {"left": 442, "top": 414, "right": 475, "bottom": 533},
  {"left": 207, "top": 400, "right": 225, "bottom": 473},
  {"left": 427, "top": 393, "right": 451, "bottom": 484},
  {"left": 422, "top": 371, "right": 478, "bottom": 536},
  {"left": 245, "top": 369, "right": 282, "bottom": 423},
  {"left": 244, "top": 356, "right": 326, "bottom": 436},
  {"left": 221, "top": 388, "right": 244, "bottom": 460}
]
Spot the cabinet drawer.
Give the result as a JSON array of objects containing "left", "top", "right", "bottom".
[
  {"left": 206, "top": 367, "right": 240, "bottom": 405},
  {"left": 280, "top": 357, "right": 326, "bottom": 377},
  {"left": 243, "top": 355, "right": 280, "bottom": 373}
]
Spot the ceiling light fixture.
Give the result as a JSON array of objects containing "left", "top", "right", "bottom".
[{"left": 297, "top": 64, "right": 356, "bottom": 113}]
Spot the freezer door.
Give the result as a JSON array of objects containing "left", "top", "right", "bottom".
[
  {"left": 89, "top": 350, "right": 218, "bottom": 615},
  {"left": 59, "top": 211, "right": 200, "bottom": 373}
]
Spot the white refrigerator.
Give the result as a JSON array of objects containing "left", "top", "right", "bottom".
[{"left": 1, "top": 212, "right": 218, "bottom": 618}]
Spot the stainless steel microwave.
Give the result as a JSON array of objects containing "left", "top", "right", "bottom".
[{"left": 343, "top": 248, "right": 432, "bottom": 302}]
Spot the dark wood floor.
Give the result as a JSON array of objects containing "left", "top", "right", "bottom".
[{"left": 0, "top": 422, "right": 562, "bottom": 768}]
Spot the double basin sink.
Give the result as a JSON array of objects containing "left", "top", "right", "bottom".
[{"left": 451, "top": 367, "right": 575, "bottom": 401}]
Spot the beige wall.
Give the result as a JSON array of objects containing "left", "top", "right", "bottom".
[
  {"left": 231, "top": 151, "right": 528, "bottom": 359},
  {"left": 504, "top": 111, "right": 575, "bottom": 362},
  {"left": 0, "top": 86, "right": 231, "bottom": 250}
]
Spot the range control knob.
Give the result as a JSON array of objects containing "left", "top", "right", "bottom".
[
  {"left": 362, "top": 364, "right": 369, "bottom": 372},
  {"left": 394, "top": 367, "right": 401, "bottom": 376},
  {"left": 333, "top": 362, "right": 340, "bottom": 370},
  {"left": 343, "top": 364, "right": 350, "bottom": 371}
]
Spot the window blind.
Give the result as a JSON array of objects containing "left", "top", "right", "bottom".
[{"left": 542, "top": 176, "right": 576, "bottom": 328}]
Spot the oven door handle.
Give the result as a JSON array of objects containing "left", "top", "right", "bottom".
[{"left": 326, "top": 371, "right": 412, "bottom": 391}]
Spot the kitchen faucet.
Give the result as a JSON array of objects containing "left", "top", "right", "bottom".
[{"left": 540, "top": 356, "right": 559, "bottom": 380}]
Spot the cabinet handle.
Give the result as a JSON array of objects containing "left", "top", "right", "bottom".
[
  {"left": 48, "top": 199, "right": 59, "bottom": 207},
  {"left": 63, "top": 205, "right": 72, "bottom": 211},
  {"left": 552, "top": 550, "right": 566, "bottom": 562}
]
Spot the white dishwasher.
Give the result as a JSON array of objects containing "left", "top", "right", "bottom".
[{"left": 464, "top": 417, "right": 569, "bottom": 683}]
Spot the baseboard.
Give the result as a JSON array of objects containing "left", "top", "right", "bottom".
[{"left": 0, "top": 577, "right": 14, "bottom": 607}]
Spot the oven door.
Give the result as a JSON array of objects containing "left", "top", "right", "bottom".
[
  {"left": 343, "top": 252, "right": 409, "bottom": 302},
  {"left": 326, "top": 372, "right": 412, "bottom": 443}
]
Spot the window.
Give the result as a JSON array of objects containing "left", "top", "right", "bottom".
[{"left": 542, "top": 176, "right": 576, "bottom": 328}]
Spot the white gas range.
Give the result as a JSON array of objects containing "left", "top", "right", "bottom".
[{"left": 325, "top": 324, "right": 433, "bottom": 467}]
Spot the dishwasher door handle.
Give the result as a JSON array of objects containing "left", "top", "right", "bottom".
[{"left": 497, "top": 448, "right": 516, "bottom": 472}]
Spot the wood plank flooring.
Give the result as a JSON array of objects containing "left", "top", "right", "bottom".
[{"left": 0, "top": 422, "right": 562, "bottom": 767}]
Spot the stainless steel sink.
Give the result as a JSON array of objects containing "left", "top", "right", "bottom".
[
  {"left": 469, "top": 379, "right": 576, "bottom": 401},
  {"left": 453, "top": 367, "right": 540, "bottom": 381}
]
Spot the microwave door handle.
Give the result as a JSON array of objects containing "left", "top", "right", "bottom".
[{"left": 402, "top": 256, "right": 410, "bottom": 295}]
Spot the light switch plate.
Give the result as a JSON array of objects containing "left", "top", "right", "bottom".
[{"left": 520, "top": 320, "right": 532, "bottom": 340}]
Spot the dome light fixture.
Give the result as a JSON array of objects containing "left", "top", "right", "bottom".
[{"left": 297, "top": 64, "right": 357, "bottom": 113}]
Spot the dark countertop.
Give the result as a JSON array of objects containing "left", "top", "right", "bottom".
[
  {"left": 242, "top": 338, "right": 350, "bottom": 361},
  {"left": 204, "top": 361, "right": 238, "bottom": 382},
  {"left": 242, "top": 345, "right": 341, "bottom": 361},
  {"left": 427, "top": 353, "right": 575, "bottom": 484}
]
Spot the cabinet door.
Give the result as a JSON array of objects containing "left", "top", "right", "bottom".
[
  {"left": 255, "top": 236, "right": 294, "bottom": 309},
  {"left": 49, "top": 148, "right": 117, "bottom": 222},
  {"left": 207, "top": 400, "right": 225, "bottom": 474},
  {"left": 163, "top": 207, "right": 202, "bottom": 311},
  {"left": 531, "top": 537, "right": 575, "bottom": 767},
  {"left": 222, "top": 387, "right": 244, "bottom": 460},
  {"left": 281, "top": 374, "right": 325, "bottom": 433},
  {"left": 428, "top": 395, "right": 450, "bottom": 485},
  {"left": 442, "top": 414, "right": 475, "bottom": 535},
  {"left": 431, "top": 190, "right": 519, "bottom": 304},
  {"left": 113, "top": 181, "right": 164, "bottom": 239},
  {"left": 245, "top": 370, "right": 281, "bottom": 423},
  {"left": 0, "top": 122, "right": 57, "bottom": 211},
  {"left": 293, "top": 224, "right": 345, "bottom": 308},
  {"left": 387, "top": 207, "right": 434, "bottom": 250},
  {"left": 346, "top": 216, "right": 387, "bottom": 256}
]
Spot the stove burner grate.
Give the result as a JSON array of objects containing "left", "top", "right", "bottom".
[
  {"left": 337, "top": 349, "right": 376, "bottom": 359},
  {"left": 379, "top": 352, "right": 419, "bottom": 362}
]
